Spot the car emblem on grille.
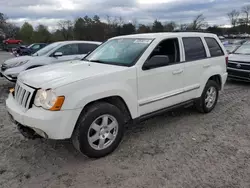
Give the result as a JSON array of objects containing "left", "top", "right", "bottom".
[{"left": 236, "top": 64, "right": 241, "bottom": 68}]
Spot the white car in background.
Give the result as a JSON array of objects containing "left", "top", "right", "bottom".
[{"left": 0, "top": 40, "right": 101, "bottom": 82}]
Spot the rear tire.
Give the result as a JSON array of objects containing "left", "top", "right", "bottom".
[
  {"left": 72, "top": 102, "right": 125, "bottom": 158},
  {"left": 195, "top": 80, "right": 219, "bottom": 113}
]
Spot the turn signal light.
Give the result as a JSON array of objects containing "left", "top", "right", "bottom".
[{"left": 50, "top": 96, "right": 65, "bottom": 111}]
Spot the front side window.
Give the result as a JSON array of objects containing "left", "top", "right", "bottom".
[
  {"left": 85, "top": 38, "right": 153, "bottom": 66},
  {"left": 148, "top": 38, "right": 180, "bottom": 64},
  {"left": 54, "top": 44, "right": 79, "bottom": 56},
  {"left": 205, "top": 37, "right": 224, "bottom": 57},
  {"left": 183, "top": 37, "right": 206, "bottom": 61},
  {"left": 34, "top": 42, "right": 61, "bottom": 56},
  {"left": 31, "top": 44, "right": 41, "bottom": 50}
]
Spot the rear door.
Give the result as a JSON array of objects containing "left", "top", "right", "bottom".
[
  {"left": 204, "top": 37, "right": 226, "bottom": 72},
  {"left": 181, "top": 37, "right": 209, "bottom": 101}
]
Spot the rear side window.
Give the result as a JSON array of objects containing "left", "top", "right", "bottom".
[
  {"left": 205, "top": 37, "right": 224, "bottom": 57},
  {"left": 78, "top": 43, "right": 99, "bottom": 54},
  {"left": 183, "top": 37, "right": 206, "bottom": 61}
]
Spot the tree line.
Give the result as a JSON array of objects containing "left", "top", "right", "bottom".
[{"left": 0, "top": 5, "right": 250, "bottom": 44}]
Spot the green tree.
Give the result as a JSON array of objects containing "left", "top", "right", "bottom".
[
  {"left": 152, "top": 20, "right": 164, "bottom": 32},
  {"left": 121, "top": 23, "right": 135, "bottom": 35},
  {"left": 19, "top": 22, "right": 34, "bottom": 43},
  {"left": 33, "top": 25, "right": 51, "bottom": 42},
  {"left": 137, "top": 24, "right": 151, "bottom": 33},
  {"left": 0, "top": 12, "right": 7, "bottom": 29},
  {"left": 164, "top": 21, "right": 177, "bottom": 32},
  {"left": 74, "top": 17, "right": 85, "bottom": 40}
]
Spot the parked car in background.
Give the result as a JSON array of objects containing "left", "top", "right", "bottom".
[
  {"left": 0, "top": 40, "right": 101, "bottom": 82},
  {"left": 218, "top": 36, "right": 225, "bottom": 40},
  {"left": 12, "top": 43, "right": 48, "bottom": 57},
  {"left": 3, "top": 38, "right": 22, "bottom": 44},
  {"left": 227, "top": 44, "right": 250, "bottom": 82},
  {"left": 224, "top": 44, "right": 240, "bottom": 54},
  {"left": 229, "top": 39, "right": 247, "bottom": 45},
  {"left": 5, "top": 32, "right": 228, "bottom": 158}
]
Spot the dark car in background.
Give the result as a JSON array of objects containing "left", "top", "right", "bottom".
[
  {"left": 12, "top": 43, "right": 48, "bottom": 56},
  {"left": 227, "top": 44, "right": 250, "bottom": 82}
]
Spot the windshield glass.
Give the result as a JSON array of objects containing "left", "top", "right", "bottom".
[
  {"left": 233, "top": 44, "right": 250, "bottom": 55},
  {"left": 85, "top": 38, "right": 153, "bottom": 66},
  {"left": 27, "top": 44, "right": 33, "bottom": 48},
  {"left": 32, "top": 42, "right": 61, "bottom": 56},
  {"left": 225, "top": 45, "right": 239, "bottom": 53}
]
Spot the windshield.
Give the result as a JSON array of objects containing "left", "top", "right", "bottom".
[
  {"left": 233, "top": 44, "right": 250, "bottom": 55},
  {"left": 27, "top": 44, "right": 33, "bottom": 48},
  {"left": 225, "top": 45, "right": 239, "bottom": 53},
  {"left": 85, "top": 38, "right": 153, "bottom": 66},
  {"left": 32, "top": 42, "right": 61, "bottom": 56}
]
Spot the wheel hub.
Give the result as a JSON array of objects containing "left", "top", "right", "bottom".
[
  {"left": 100, "top": 128, "right": 109, "bottom": 138},
  {"left": 87, "top": 114, "right": 119, "bottom": 150}
]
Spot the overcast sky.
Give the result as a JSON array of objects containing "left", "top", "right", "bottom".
[{"left": 1, "top": 0, "right": 250, "bottom": 30}]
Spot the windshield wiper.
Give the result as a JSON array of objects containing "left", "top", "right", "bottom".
[{"left": 89, "top": 59, "right": 107, "bottom": 64}]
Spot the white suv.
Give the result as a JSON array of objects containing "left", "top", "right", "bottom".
[{"left": 6, "top": 32, "right": 228, "bottom": 158}]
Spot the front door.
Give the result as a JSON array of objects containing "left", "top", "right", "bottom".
[
  {"left": 137, "top": 38, "right": 185, "bottom": 116},
  {"left": 51, "top": 43, "right": 80, "bottom": 63}
]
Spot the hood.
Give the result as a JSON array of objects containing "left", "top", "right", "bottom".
[
  {"left": 229, "top": 54, "right": 250, "bottom": 63},
  {"left": 18, "top": 60, "right": 128, "bottom": 88},
  {"left": 3, "top": 56, "right": 33, "bottom": 67}
]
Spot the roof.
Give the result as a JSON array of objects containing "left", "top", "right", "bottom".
[
  {"left": 53, "top": 40, "right": 102, "bottom": 45},
  {"left": 113, "top": 32, "right": 217, "bottom": 40}
]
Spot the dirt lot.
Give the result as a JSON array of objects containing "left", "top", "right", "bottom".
[{"left": 1, "top": 51, "right": 250, "bottom": 188}]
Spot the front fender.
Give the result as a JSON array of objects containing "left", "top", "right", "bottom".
[{"left": 58, "top": 81, "right": 138, "bottom": 119}]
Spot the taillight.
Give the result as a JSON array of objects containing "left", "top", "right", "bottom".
[{"left": 225, "top": 56, "right": 228, "bottom": 66}]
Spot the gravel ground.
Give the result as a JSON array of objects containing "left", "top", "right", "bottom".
[{"left": 1, "top": 51, "right": 250, "bottom": 188}]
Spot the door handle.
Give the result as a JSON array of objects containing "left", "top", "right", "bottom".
[
  {"left": 172, "top": 69, "right": 183, "bottom": 75},
  {"left": 203, "top": 64, "right": 211, "bottom": 68}
]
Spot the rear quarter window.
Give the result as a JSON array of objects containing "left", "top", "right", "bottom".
[
  {"left": 183, "top": 37, "right": 206, "bottom": 61},
  {"left": 78, "top": 43, "right": 99, "bottom": 54},
  {"left": 205, "top": 37, "right": 224, "bottom": 57}
]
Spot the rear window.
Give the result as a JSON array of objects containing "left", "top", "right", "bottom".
[
  {"left": 183, "top": 37, "right": 206, "bottom": 61},
  {"left": 205, "top": 37, "right": 224, "bottom": 57},
  {"left": 78, "top": 43, "right": 99, "bottom": 54}
]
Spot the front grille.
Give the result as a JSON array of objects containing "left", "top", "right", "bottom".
[
  {"left": 228, "top": 69, "right": 250, "bottom": 81},
  {"left": 228, "top": 61, "right": 250, "bottom": 71},
  {"left": 14, "top": 81, "right": 35, "bottom": 109}
]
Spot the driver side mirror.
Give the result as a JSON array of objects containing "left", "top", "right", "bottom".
[
  {"left": 143, "top": 55, "right": 170, "bottom": 70},
  {"left": 53, "top": 52, "right": 63, "bottom": 57}
]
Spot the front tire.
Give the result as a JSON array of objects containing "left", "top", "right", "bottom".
[
  {"left": 72, "top": 102, "right": 125, "bottom": 158},
  {"left": 195, "top": 80, "right": 219, "bottom": 113}
]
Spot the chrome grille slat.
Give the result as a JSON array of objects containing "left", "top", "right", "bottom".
[
  {"left": 17, "top": 88, "right": 24, "bottom": 104},
  {"left": 22, "top": 91, "right": 29, "bottom": 107},
  {"left": 14, "top": 81, "right": 35, "bottom": 110}
]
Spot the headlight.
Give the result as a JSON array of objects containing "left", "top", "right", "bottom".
[
  {"left": 13, "top": 60, "right": 29, "bottom": 67},
  {"left": 34, "top": 89, "right": 65, "bottom": 111}
]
